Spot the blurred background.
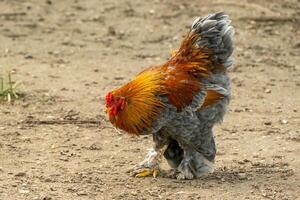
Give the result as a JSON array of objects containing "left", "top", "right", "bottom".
[{"left": 0, "top": 0, "right": 299, "bottom": 199}]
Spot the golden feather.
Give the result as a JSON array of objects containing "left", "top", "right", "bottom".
[{"left": 111, "top": 70, "right": 165, "bottom": 134}]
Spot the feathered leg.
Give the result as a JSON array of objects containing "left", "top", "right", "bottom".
[
  {"left": 176, "top": 148, "right": 215, "bottom": 180},
  {"left": 129, "top": 147, "right": 166, "bottom": 177},
  {"left": 129, "top": 132, "right": 168, "bottom": 178},
  {"left": 166, "top": 131, "right": 216, "bottom": 180},
  {"left": 163, "top": 139, "right": 184, "bottom": 168}
]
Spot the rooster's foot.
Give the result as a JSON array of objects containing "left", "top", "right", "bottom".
[{"left": 129, "top": 166, "right": 160, "bottom": 178}]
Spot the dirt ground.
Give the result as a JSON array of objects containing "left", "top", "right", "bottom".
[{"left": 0, "top": 0, "right": 299, "bottom": 199}]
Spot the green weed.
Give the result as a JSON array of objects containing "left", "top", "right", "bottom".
[{"left": 0, "top": 72, "right": 22, "bottom": 103}]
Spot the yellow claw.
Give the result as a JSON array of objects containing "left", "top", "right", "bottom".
[
  {"left": 135, "top": 168, "right": 159, "bottom": 178},
  {"left": 153, "top": 169, "right": 159, "bottom": 178},
  {"left": 135, "top": 169, "right": 152, "bottom": 177}
]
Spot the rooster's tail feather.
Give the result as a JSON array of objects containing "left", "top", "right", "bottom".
[{"left": 191, "top": 12, "right": 234, "bottom": 70}]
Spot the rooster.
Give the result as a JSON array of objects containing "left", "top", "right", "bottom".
[{"left": 105, "top": 12, "right": 234, "bottom": 179}]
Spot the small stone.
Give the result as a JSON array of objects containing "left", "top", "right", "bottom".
[
  {"left": 15, "top": 172, "right": 26, "bottom": 177},
  {"left": 87, "top": 143, "right": 102, "bottom": 150},
  {"left": 24, "top": 54, "right": 33, "bottom": 59},
  {"left": 46, "top": 0, "right": 52, "bottom": 5},
  {"left": 238, "top": 160, "right": 245, "bottom": 164},
  {"left": 19, "top": 189, "right": 30, "bottom": 194},
  {"left": 234, "top": 108, "right": 243, "bottom": 112},
  {"left": 77, "top": 191, "right": 88, "bottom": 196},
  {"left": 108, "top": 26, "right": 116, "bottom": 36},
  {"left": 264, "top": 121, "right": 272, "bottom": 125},
  {"left": 264, "top": 88, "right": 271, "bottom": 93},
  {"left": 44, "top": 178, "right": 52, "bottom": 182},
  {"left": 238, "top": 173, "right": 247, "bottom": 180},
  {"left": 280, "top": 119, "right": 288, "bottom": 124},
  {"left": 114, "top": 76, "right": 125, "bottom": 80},
  {"left": 149, "top": 9, "right": 155, "bottom": 14},
  {"left": 131, "top": 191, "right": 137, "bottom": 196},
  {"left": 244, "top": 107, "right": 253, "bottom": 112},
  {"left": 42, "top": 196, "right": 52, "bottom": 200}
]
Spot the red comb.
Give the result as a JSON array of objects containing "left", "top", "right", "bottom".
[{"left": 105, "top": 92, "right": 113, "bottom": 104}]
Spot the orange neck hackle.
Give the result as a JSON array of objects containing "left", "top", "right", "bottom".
[{"left": 105, "top": 70, "right": 165, "bottom": 135}]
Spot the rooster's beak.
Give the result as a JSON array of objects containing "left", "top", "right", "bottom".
[{"left": 105, "top": 107, "right": 112, "bottom": 116}]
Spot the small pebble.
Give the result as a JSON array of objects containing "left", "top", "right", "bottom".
[
  {"left": 24, "top": 54, "right": 33, "bottom": 59},
  {"left": 15, "top": 172, "right": 26, "bottom": 177},
  {"left": 19, "top": 189, "right": 30, "bottom": 194},
  {"left": 77, "top": 191, "right": 88, "bottom": 196},
  {"left": 264, "top": 88, "right": 271, "bottom": 93},
  {"left": 280, "top": 119, "right": 288, "bottom": 124},
  {"left": 149, "top": 9, "right": 155, "bottom": 14},
  {"left": 264, "top": 121, "right": 272, "bottom": 125},
  {"left": 238, "top": 173, "right": 247, "bottom": 180}
]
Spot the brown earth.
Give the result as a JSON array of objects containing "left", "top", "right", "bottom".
[{"left": 0, "top": 0, "right": 299, "bottom": 199}]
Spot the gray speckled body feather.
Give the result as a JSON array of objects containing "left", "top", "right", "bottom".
[{"left": 146, "top": 12, "right": 234, "bottom": 179}]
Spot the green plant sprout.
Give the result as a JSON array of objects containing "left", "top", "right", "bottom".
[{"left": 0, "top": 72, "right": 22, "bottom": 103}]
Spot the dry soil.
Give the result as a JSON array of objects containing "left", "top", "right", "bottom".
[{"left": 0, "top": 0, "right": 299, "bottom": 199}]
